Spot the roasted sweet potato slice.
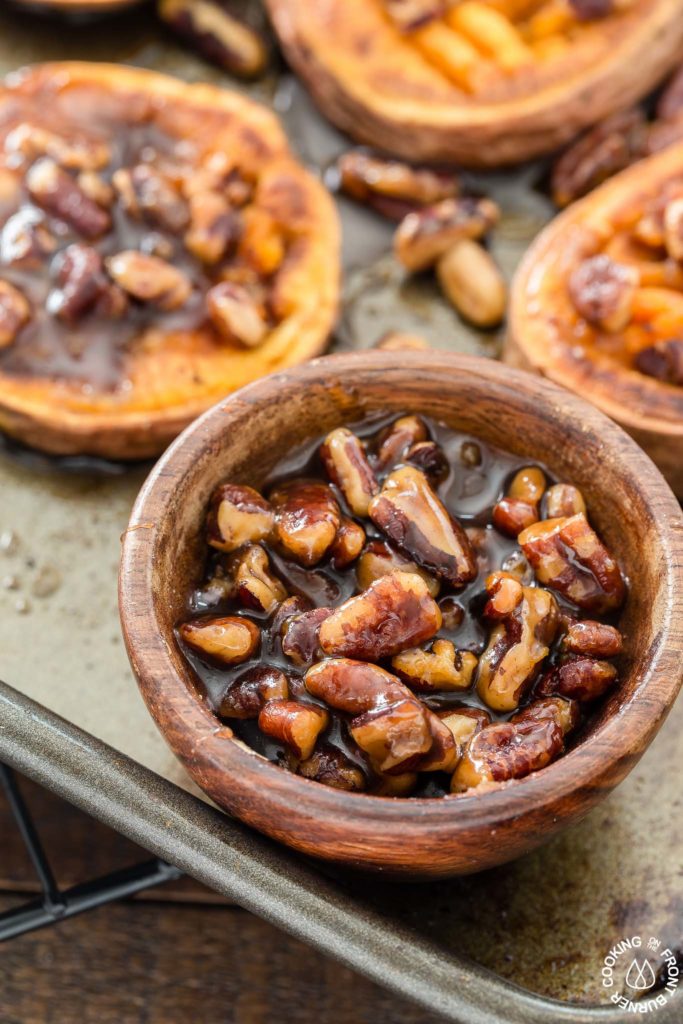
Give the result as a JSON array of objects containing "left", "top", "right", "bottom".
[{"left": 0, "top": 63, "right": 339, "bottom": 458}]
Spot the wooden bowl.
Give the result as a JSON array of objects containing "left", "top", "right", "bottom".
[
  {"left": 506, "top": 142, "right": 683, "bottom": 498},
  {"left": 119, "top": 352, "right": 683, "bottom": 878}
]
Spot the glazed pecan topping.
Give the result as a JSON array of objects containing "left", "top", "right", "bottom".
[
  {"left": 106, "top": 250, "right": 192, "bottom": 310},
  {"left": 544, "top": 483, "right": 586, "bottom": 520},
  {"left": 258, "top": 700, "right": 329, "bottom": 760},
  {"left": 4, "top": 123, "right": 110, "bottom": 171},
  {"left": 113, "top": 164, "right": 189, "bottom": 233},
  {"left": 537, "top": 656, "right": 618, "bottom": 702},
  {"left": 26, "top": 157, "right": 112, "bottom": 239},
  {"left": 563, "top": 620, "right": 623, "bottom": 658},
  {"left": 218, "top": 665, "right": 289, "bottom": 719},
  {"left": 320, "top": 427, "right": 379, "bottom": 517},
  {"left": 374, "top": 415, "right": 428, "bottom": 473},
  {"left": 634, "top": 339, "right": 683, "bottom": 386},
  {"left": 207, "top": 483, "right": 274, "bottom": 553},
  {"left": 1, "top": 209, "right": 56, "bottom": 267},
  {"left": 49, "top": 244, "right": 111, "bottom": 324},
  {"left": 206, "top": 281, "right": 268, "bottom": 348},
  {"left": 395, "top": 196, "right": 500, "bottom": 272},
  {"left": 299, "top": 747, "right": 366, "bottom": 791},
  {"left": 519, "top": 514, "right": 626, "bottom": 613},
  {"left": 281, "top": 606, "right": 334, "bottom": 667},
  {"left": 336, "top": 151, "right": 458, "bottom": 219},
  {"left": 270, "top": 480, "right": 341, "bottom": 567},
  {"left": 232, "top": 544, "right": 287, "bottom": 613},
  {"left": 391, "top": 639, "right": 477, "bottom": 693},
  {"left": 185, "top": 191, "right": 240, "bottom": 264},
  {"left": 369, "top": 466, "right": 476, "bottom": 587},
  {"left": 329, "top": 517, "right": 366, "bottom": 569},
  {"left": 179, "top": 615, "right": 260, "bottom": 666},
  {"left": 318, "top": 570, "right": 442, "bottom": 660},
  {"left": 568, "top": 255, "right": 639, "bottom": 332},
  {"left": 405, "top": 440, "right": 449, "bottom": 484},
  {"left": 0, "top": 280, "right": 30, "bottom": 348},
  {"left": 355, "top": 539, "right": 440, "bottom": 597},
  {"left": 158, "top": 0, "right": 269, "bottom": 79},
  {"left": 551, "top": 108, "right": 647, "bottom": 208}
]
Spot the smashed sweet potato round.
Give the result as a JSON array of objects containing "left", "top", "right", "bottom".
[
  {"left": 507, "top": 140, "right": 683, "bottom": 497},
  {"left": 265, "top": 0, "right": 683, "bottom": 167},
  {"left": 0, "top": 63, "right": 339, "bottom": 458}
]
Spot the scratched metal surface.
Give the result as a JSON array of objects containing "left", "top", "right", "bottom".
[{"left": 0, "top": 3, "right": 680, "bottom": 1007}]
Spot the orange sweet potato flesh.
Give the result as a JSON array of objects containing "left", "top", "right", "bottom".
[
  {"left": 266, "top": 0, "right": 683, "bottom": 166},
  {"left": 0, "top": 63, "right": 339, "bottom": 458},
  {"left": 506, "top": 141, "right": 683, "bottom": 497}
]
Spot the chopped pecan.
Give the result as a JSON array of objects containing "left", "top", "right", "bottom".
[
  {"left": 206, "top": 281, "right": 268, "bottom": 348},
  {"left": 664, "top": 198, "right": 683, "bottom": 262},
  {"left": 544, "top": 483, "right": 586, "bottom": 519},
  {"left": 330, "top": 517, "right": 366, "bottom": 569},
  {"left": 48, "top": 244, "right": 108, "bottom": 323},
  {"left": 483, "top": 571, "right": 523, "bottom": 619},
  {"left": 179, "top": 615, "right": 260, "bottom": 665},
  {"left": 335, "top": 150, "right": 458, "bottom": 219},
  {"left": 438, "top": 706, "right": 490, "bottom": 758},
  {"left": 207, "top": 483, "right": 274, "bottom": 553},
  {"left": 218, "top": 665, "right": 289, "bottom": 719},
  {"left": 414, "top": 710, "right": 459, "bottom": 773},
  {"left": 368, "top": 466, "right": 477, "bottom": 587},
  {"left": 305, "top": 658, "right": 408, "bottom": 714},
  {"left": 270, "top": 480, "right": 341, "bottom": 567},
  {"left": 319, "top": 570, "right": 441, "bottom": 660},
  {"left": 113, "top": 164, "right": 189, "bottom": 233},
  {"left": 568, "top": 255, "right": 639, "bottom": 332},
  {"left": 159, "top": 0, "right": 269, "bottom": 78},
  {"left": 374, "top": 415, "right": 428, "bottom": 472},
  {"left": 477, "top": 582, "right": 559, "bottom": 711},
  {"left": 26, "top": 158, "right": 111, "bottom": 239},
  {"left": 551, "top": 108, "right": 647, "bottom": 207},
  {"left": 492, "top": 498, "right": 538, "bottom": 538},
  {"left": 635, "top": 339, "right": 683, "bottom": 385},
  {"left": 519, "top": 513, "right": 626, "bottom": 613},
  {"left": 0, "top": 209, "right": 56, "bottom": 267},
  {"left": 106, "top": 250, "right": 192, "bottom": 310},
  {"left": 299, "top": 747, "right": 366, "bottom": 791},
  {"left": 4, "top": 123, "right": 110, "bottom": 171},
  {"left": 537, "top": 656, "right": 618, "bottom": 702},
  {"left": 405, "top": 440, "right": 449, "bottom": 484},
  {"left": 349, "top": 698, "right": 433, "bottom": 774},
  {"left": 0, "top": 280, "right": 30, "bottom": 348},
  {"left": 436, "top": 239, "right": 507, "bottom": 328},
  {"left": 355, "top": 539, "right": 440, "bottom": 597},
  {"left": 258, "top": 700, "right": 329, "bottom": 760},
  {"left": 451, "top": 696, "right": 577, "bottom": 792},
  {"left": 77, "top": 171, "right": 114, "bottom": 209},
  {"left": 391, "top": 639, "right": 477, "bottom": 692},
  {"left": 320, "top": 427, "right": 379, "bottom": 517},
  {"left": 394, "top": 196, "right": 500, "bottom": 272},
  {"left": 281, "top": 606, "right": 333, "bottom": 666},
  {"left": 232, "top": 544, "right": 287, "bottom": 613},
  {"left": 563, "top": 620, "right": 623, "bottom": 658},
  {"left": 185, "top": 191, "right": 240, "bottom": 264}
]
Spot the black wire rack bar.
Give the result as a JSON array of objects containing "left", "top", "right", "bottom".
[{"left": 0, "top": 761, "right": 183, "bottom": 941}]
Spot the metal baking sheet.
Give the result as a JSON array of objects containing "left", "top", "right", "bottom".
[{"left": 0, "top": 4, "right": 681, "bottom": 1019}]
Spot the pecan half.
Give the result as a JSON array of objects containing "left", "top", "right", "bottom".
[
  {"left": 477, "top": 581, "right": 559, "bottom": 711},
  {"left": 391, "top": 639, "right": 477, "bottom": 692},
  {"left": 4, "top": 123, "right": 110, "bottom": 172},
  {"left": 349, "top": 698, "right": 433, "bottom": 774},
  {"left": 394, "top": 196, "right": 500, "bottom": 272},
  {"left": 320, "top": 427, "right": 379, "bottom": 516},
  {"left": 329, "top": 517, "right": 366, "bottom": 569},
  {"left": 159, "top": 0, "right": 269, "bottom": 79},
  {"left": 493, "top": 466, "right": 546, "bottom": 537},
  {"left": 305, "top": 658, "right": 409, "bottom": 714},
  {"left": 355, "top": 539, "right": 440, "bottom": 597},
  {"left": 26, "top": 158, "right": 111, "bottom": 239},
  {"left": 179, "top": 615, "right": 260, "bottom": 665},
  {"left": 519, "top": 513, "right": 626, "bottom": 613},
  {"left": 368, "top": 466, "right": 476, "bottom": 587},
  {"left": 436, "top": 239, "right": 507, "bottom": 329},
  {"left": 207, "top": 483, "right": 274, "bottom": 553},
  {"left": 77, "top": 171, "right": 114, "bottom": 209},
  {"left": 1, "top": 209, "right": 56, "bottom": 267},
  {"left": 270, "top": 480, "right": 341, "bottom": 567},
  {"left": 258, "top": 700, "right": 329, "bottom": 760},
  {"left": 544, "top": 483, "right": 586, "bottom": 519},
  {"left": 48, "top": 244, "right": 109, "bottom": 323},
  {"left": 112, "top": 164, "right": 189, "bottom": 233},
  {"left": 405, "top": 440, "right": 449, "bottom": 484},
  {"left": 318, "top": 570, "right": 442, "bottom": 660},
  {"left": 281, "top": 606, "right": 334, "bottom": 666},
  {"left": 206, "top": 281, "right": 268, "bottom": 348},
  {"left": 184, "top": 191, "right": 240, "bottom": 264},
  {"left": 551, "top": 108, "right": 647, "bottom": 207},
  {"left": 635, "top": 339, "right": 683, "bottom": 385},
  {"left": 438, "top": 706, "right": 490, "bottom": 759},
  {"left": 451, "top": 696, "right": 577, "bottom": 792},
  {"left": 563, "top": 620, "right": 623, "bottom": 658},
  {"left": 0, "top": 280, "right": 31, "bottom": 348},
  {"left": 482, "top": 571, "right": 523, "bottom": 619},
  {"left": 232, "top": 544, "right": 287, "bottom": 613},
  {"left": 335, "top": 150, "right": 458, "bottom": 219},
  {"left": 537, "top": 656, "right": 617, "bottom": 702},
  {"left": 568, "top": 255, "right": 639, "bottom": 332},
  {"left": 106, "top": 251, "right": 192, "bottom": 310},
  {"left": 299, "top": 747, "right": 366, "bottom": 791},
  {"left": 217, "top": 665, "right": 289, "bottom": 718},
  {"left": 374, "top": 415, "right": 428, "bottom": 472}
]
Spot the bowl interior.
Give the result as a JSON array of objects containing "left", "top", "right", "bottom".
[{"left": 121, "top": 353, "right": 683, "bottom": 872}]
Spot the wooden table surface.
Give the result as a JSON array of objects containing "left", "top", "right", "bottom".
[{"left": 0, "top": 774, "right": 442, "bottom": 1024}]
